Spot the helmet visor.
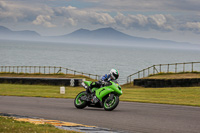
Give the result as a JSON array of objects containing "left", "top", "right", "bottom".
[{"left": 112, "top": 73, "right": 119, "bottom": 80}]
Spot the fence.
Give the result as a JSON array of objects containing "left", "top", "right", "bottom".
[
  {"left": 127, "top": 62, "right": 200, "bottom": 83},
  {"left": 0, "top": 66, "right": 101, "bottom": 80}
]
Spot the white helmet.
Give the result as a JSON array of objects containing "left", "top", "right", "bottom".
[{"left": 110, "top": 69, "right": 119, "bottom": 80}]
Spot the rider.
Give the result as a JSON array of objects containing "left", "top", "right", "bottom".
[{"left": 86, "top": 69, "right": 119, "bottom": 93}]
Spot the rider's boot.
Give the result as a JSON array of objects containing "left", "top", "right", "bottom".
[{"left": 86, "top": 82, "right": 95, "bottom": 94}]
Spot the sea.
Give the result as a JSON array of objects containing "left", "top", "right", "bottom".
[{"left": 1, "top": 40, "right": 200, "bottom": 84}]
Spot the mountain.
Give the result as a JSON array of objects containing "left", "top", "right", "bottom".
[
  {"left": 0, "top": 26, "right": 13, "bottom": 34},
  {"left": 0, "top": 26, "right": 40, "bottom": 41},
  {"left": 0, "top": 25, "right": 199, "bottom": 49},
  {"left": 55, "top": 27, "right": 195, "bottom": 49},
  {"left": 61, "top": 27, "right": 141, "bottom": 41}
]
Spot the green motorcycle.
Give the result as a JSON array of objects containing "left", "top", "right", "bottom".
[{"left": 74, "top": 80, "right": 123, "bottom": 111}]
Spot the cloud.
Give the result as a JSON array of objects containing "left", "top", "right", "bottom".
[
  {"left": 0, "top": 1, "right": 54, "bottom": 23},
  {"left": 115, "top": 13, "right": 148, "bottom": 28},
  {"left": 180, "top": 22, "right": 200, "bottom": 34},
  {"left": 0, "top": 1, "right": 9, "bottom": 11},
  {"left": 82, "top": 0, "right": 200, "bottom": 12},
  {"left": 115, "top": 13, "right": 174, "bottom": 31},
  {"left": 1, "top": 0, "right": 200, "bottom": 35},
  {"left": 88, "top": 12, "right": 116, "bottom": 25},
  {"left": 54, "top": 6, "right": 115, "bottom": 26},
  {"left": 33, "top": 15, "right": 56, "bottom": 28},
  {"left": 0, "top": 1, "right": 24, "bottom": 22},
  {"left": 148, "top": 14, "right": 174, "bottom": 31},
  {"left": 63, "top": 17, "right": 77, "bottom": 26},
  {"left": 0, "top": 1, "right": 115, "bottom": 27}
]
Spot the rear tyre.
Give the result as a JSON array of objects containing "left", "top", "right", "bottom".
[
  {"left": 74, "top": 91, "right": 87, "bottom": 109},
  {"left": 103, "top": 95, "right": 119, "bottom": 111}
]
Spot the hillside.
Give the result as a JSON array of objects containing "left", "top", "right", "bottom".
[
  {"left": 54, "top": 27, "right": 197, "bottom": 49},
  {"left": 0, "top": 26, "right": 40, "bottom": 41},
  {"left": 0, "top": 25, "right": 199, "bottom": 49},
  {"left": 143, "top": 73, "right": 200, "bottom": 79}
]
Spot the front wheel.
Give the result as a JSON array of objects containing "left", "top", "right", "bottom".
[
  {"left": 74, "top": 91, "right": 87, "bottom": 109},
  {"left": 103, "top": 95, "right": 119, "bottom": 111}
]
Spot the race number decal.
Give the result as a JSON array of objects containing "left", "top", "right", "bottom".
[{"left": 70, "top": 79, "right": 75, "bottom": 87}]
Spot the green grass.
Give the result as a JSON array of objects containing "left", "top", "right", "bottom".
[
  {"left": 146, "top": 72, "right": 200, "bottom": 79},
  {"left": 120, "top": 87, "right": 200, "bottom": 106},
  {"left": 0, "top": 84, "right": 84, "bottom": 98},
  {"left": 0, "top": 83, "right": 200, "bottom": 107},
  {"left": 0, "top": 116, "right": 79, "bottom": 133},
  {"left": 0, "top": 73, "right": 97, "bottom": 82}
]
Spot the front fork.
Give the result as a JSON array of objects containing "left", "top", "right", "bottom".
[{"left": 106, "top": 93, "right": 115, "bottom": 103}]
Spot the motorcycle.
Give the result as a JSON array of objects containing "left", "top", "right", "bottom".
[{"left": 74, "top": 80, "right": 122, "bottom": 111}]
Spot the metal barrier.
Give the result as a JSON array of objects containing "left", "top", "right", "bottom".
[
  {"left": 0, "top": 66, "right": 101, "bottom": 80},
  {"left": 0, "top": 77, "right": 83, "bottom": 86},
  {"left": 127, "top": 62, "right": 200, "bottom": 83}
]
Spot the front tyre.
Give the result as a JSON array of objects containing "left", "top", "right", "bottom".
[
  {"left": 74, "top": 91, "right": 87, "bottom": 109},
  {"left": 103, "top": 95, "right": 119, "bottom": 111}
]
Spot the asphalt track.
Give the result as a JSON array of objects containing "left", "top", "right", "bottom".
[{"left": 0, "top": 96, "right": 200, "bottom": 133}]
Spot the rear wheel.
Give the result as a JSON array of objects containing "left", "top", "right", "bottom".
[
  {"left": 103, "top": 95, "right": 119, "bottom": 111},
  {"left": 74, "top": 91, "right": 87, "bottom": 109}
]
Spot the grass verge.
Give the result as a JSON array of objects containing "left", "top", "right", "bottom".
[
  {"left": 146, "top": 72, "right": 200, "bottom": 79},
  {"left": 0, "top": 116, "right": 79, "bottom": 133},
  {"left": 0, "top": 84, "right": 84, "bottom": 99},
  {"left": 120, "top": 87, "right": 200, "bottom": 106},
  {"left": 0, "top": 73, "right": 97, "bottom": 82},
  {"left": 0, "top": 84, "right": 200, "bottom": 107}
]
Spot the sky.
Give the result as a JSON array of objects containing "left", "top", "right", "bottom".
[{"left": 0, "top": 0, "right": 200, "bottom": 44}]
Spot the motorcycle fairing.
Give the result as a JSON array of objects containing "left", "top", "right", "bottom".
[
  {"left": 84, "top": 81, "right": 92, "bottom": 86},
  {"left": 95, "top": 87, "right": 114, "bottom": 101}
]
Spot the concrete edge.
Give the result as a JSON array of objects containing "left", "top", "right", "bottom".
[{"left": 0, "top": 112, "right": 123, "bottom": 133}]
